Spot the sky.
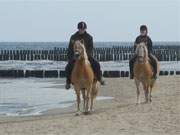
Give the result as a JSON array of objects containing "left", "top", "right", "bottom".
[{"left": 0, "top": 0, "right": 179, "bottom": 42}]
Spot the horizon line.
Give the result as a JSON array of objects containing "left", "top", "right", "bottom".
[{"left": 0, "top": 41, "right": 180, "bottom": 43}]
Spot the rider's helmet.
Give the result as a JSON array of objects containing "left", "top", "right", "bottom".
[
  {"left": 140, "top": 25, "right": 148, "bottom": 32},
  {"left": 77, "top": 22, "right": 87, "bottom": 29}
]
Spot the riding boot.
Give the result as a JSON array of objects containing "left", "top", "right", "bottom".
[
  {"left": 152, "top": 66, "right": 157, "bottom": 80},
  {"left": 100, "top": 79, "right": 106, "bottom": 85},
  {"left": 96, "top": 72, "right": 106, "bottom": 85},
  {"left": 88, "top": 57, "right": 105, "bottom": 85},
  {"left": 152, "top": 73, "right": 157, "bottom": 80},
  {"left": 149, "top": 54, "right": 158, "bottom": 80},
  {"left": 65, "top": 60, "right": 74, "bottom": 90},
  {"left": 130, "top": 73, "right": 134, "bottom": 79},
  {"left": 65, "top": 68, "right": 71, "bottom": 90},
  {"left": 65, "top": 78, "right": 71, "bottom": 90},
  {"left": 129, "top": 59, "right": 134, "bottom": 79},
  {"left": 129, "top": 65, "right": 134, "bottom": 79},
  {"left": 129, "top": 55, "right": 137, "bottom": 79}
]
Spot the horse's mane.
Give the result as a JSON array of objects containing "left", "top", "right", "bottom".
[
  {"left": 74, "top": 40, "right": 88, "bottom": 61},
  {"left": 80, "top": 40, "right": 88, "bottom": 60},
  {"left": 136, "top": 42, "right": 149, "bottom": 60},
  {"left": 143, "top": 43, "right": 148, "bottom": 60}
]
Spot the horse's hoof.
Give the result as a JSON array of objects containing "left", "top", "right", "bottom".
[
  {"left": 144, "top": 101, "right": 148, "bottom": 104},
  {"left": 136, "top": 100, "right": 140, "bottom": 105},
  {"left": 90, "top": 109, "right": 95, "bottom": 112},
  {"left": 75, "top": 111, "right": 81, "bottom": 116},
  {"left": 83, "top": 111, "right": 90, "bottom": 115}
]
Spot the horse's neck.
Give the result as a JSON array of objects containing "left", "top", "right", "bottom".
[
  {"left": 136, "top": 57, "right": 149, "bottom": 64},
  {"left": 73, "top": 58, "right": 91, "bottom": 79},
  {"left": 144, "top": 56, "right": 149, "bottom": 63},
  {"left": 75, "top": 58, "right": 89, "bottom": 67},
  {"left": 144, "top": 57, "right": 149, "bottom": 64}
]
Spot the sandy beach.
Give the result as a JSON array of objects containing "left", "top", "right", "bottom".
[{"left": 0, "top": 76, "right": 179, "bottom": 135}]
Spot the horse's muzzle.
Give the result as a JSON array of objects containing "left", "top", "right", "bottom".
[
  {"left": 74, "top": 52, "right": 80, "bottom": 59},
  {"left": 137, "top": 56, "right": 144, "bottom": 63}
]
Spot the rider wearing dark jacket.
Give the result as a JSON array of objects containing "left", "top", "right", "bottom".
[
  {"left": 134, "top": 35, "right": 153, "bottom": 53},
  {"left": 67, "top": 31, "right": 93, "bottom": 61},
  {"left": 129, "top": 25, "right": 157, "bottom": 80},
  {"left": 65, "top": 22, "right": 104, "bottom": 89}
]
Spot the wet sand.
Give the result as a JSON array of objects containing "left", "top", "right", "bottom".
[{"left": 0, "top": 76, "right": 179, "bottom": 135}]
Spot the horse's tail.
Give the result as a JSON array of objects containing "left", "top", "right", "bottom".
[{"left": 92, "top": 81, "right": 100, "bottom": 99}]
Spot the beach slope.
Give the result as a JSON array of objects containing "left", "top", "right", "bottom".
[{"left": 0, "top": 76, "right": 179, "bottom": 135}]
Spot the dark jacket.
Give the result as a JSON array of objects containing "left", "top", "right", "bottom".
[
  {"left": 134, "top": 35, "right": 153, "bottom": 54},
  {"left": 67, "top": 31, "right": 93, "bottom": 61}
]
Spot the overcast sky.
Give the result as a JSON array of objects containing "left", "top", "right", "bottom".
[{"left": 0, "top": 0, "right": 179, "bottom": 42}]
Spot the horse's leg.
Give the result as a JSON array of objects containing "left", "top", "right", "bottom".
[
  {"left": 85, "top": 85, "right": 92, "bottom": 114},
  {"left": 75, "top": 88, "right": 81, "bottom": 115},
  {"left": 135, "top": 79, "right": 140, "bottom": 104},
  {"left": 146, "top": 87, "right": 149, "bottom": 103},
  {"left": 143, "top": 83, "right": 149, "bottom": 103},
  {"left": 81, "top": 89, "right": 86, "bottom": 112},
  {"left": 90, "top": 86, "right": 94, "bottom": 112},
  {"left": 149, "top": 86, "right": 152, "bottom": 102}
]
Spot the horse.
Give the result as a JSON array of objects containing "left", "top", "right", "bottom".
[
  {"left": 133, "top": 42, "right": 159, "bottom": 104},
  {"left": 71, "top": 40, "right": 100, "bottom": 115}
]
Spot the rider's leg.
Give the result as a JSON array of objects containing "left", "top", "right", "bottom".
[
  {"left": 149, "top": 54, "right": 157, "bottom": 79},
  {"left": 129, "top": 55, "right": 137, "bottom": 79},
  {"left": 65, "top": 60, "right": 75, "bottom": 89},
  {"left": 88, "top": 57, "right": 105, "bottom": 85}
]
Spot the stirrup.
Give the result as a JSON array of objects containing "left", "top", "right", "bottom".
[
  {"left": 100, "top": 79, "right": 106, "bottom": 85},
  {"left": 130, "top": 74, "right": 134, "bottom": 79},
  {"left": 65, "top": 83, "right": 71, "bottom": 90},
  {"left": 152, "top": 74, "right": 157, "bottom": 80}
]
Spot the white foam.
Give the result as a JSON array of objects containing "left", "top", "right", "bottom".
[
  {"left": 97, "top": 96, "right": 114, "bottom": 100},
  {"left": 0, "top": 60, "right": 179, "bottom": 71}
]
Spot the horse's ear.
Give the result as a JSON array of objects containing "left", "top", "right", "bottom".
[{"left": 80, "top": 39, "right": 84, "bottom": 44}]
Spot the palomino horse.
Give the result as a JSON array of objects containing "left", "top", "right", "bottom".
[
  {"left": 133, "top": 42, "right": 159, "bottom": 104},
  {"left": 71, "top": 40, "right": 100, "bottom": 115}
]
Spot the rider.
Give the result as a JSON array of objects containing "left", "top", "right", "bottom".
[
  {"left": 129, "top": 25, "right": 158, "bottom": 80},
  {"left": 65, "top": 21, "right": 105, "bottom": 89}
]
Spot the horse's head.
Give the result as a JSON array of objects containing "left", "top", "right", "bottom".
[
  {"left": 73, "top": 39, "right": 88, "bottom": 60},
  {"left": 135, "top": 42, "right": 148, "bottom": 63}
]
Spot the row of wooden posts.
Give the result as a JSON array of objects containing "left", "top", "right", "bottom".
[
  {"left": 0, "top": 45, "right": 179, "bottom": 61},
  {"left": 0, "top": 70, "right": 179, "bottom": 78}
]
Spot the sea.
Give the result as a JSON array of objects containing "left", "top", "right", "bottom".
[{"left": 0, "top": 41, "right": 179, "bottom": 50}]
